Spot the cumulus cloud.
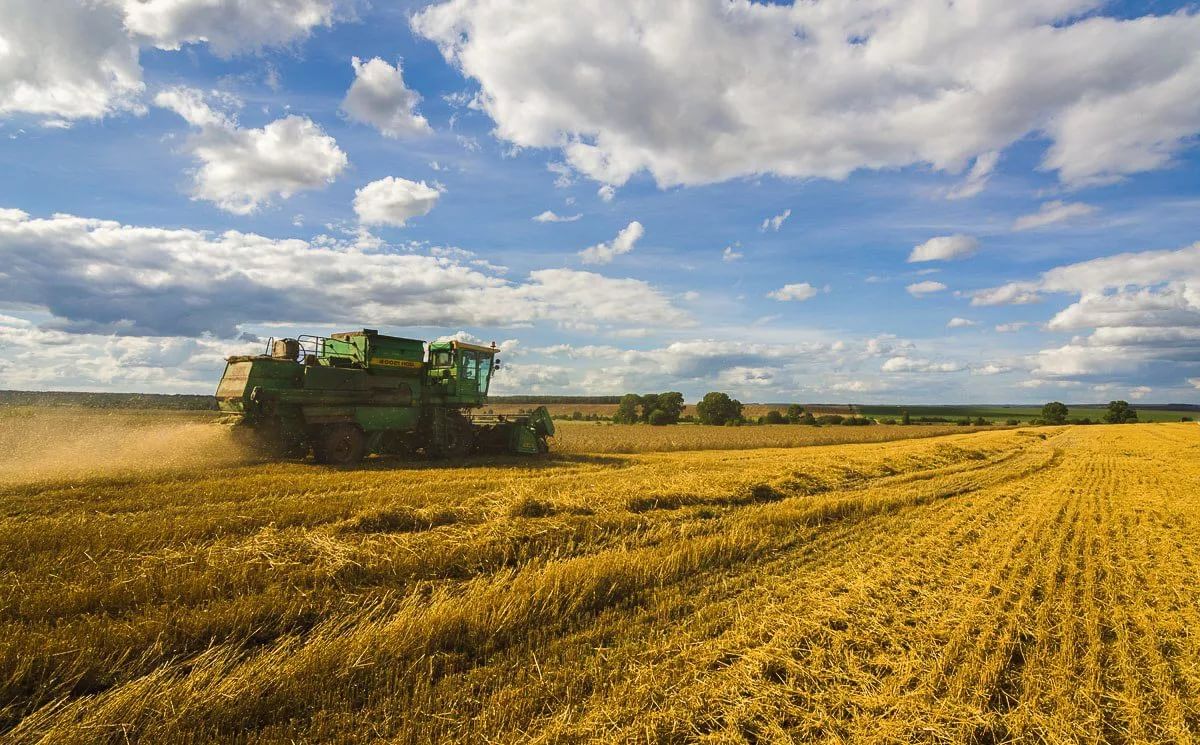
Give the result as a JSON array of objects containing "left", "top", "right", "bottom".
[
  {"left": 532, "top": 210, "right": 581, "bottom": 223},
  {"left": 0, "top": 207, "right": 689, "bottom": 338},
  {"left": 155, "top": 87, "right": 347, "bottom": 214},
  {"left": 1189, "top": 378, "right": 1200, "bottom": 390},
  {"left": 597, "top": 184, "right": 616, "bottom": 202},
  {"left": 906, "top": 281, "right": 947, "bottom": 297},
  {"left": 341, "top": 56, "right": 431, "bottom": 138},
  {"left": 1012, "top": 200, "right": 1097, "bottom": 231},
  {"left": 579, "top": 220, "right": 643, "bottom": 265},
  {"left": 412, "top": 1, "right": 1200, "bottom": 188},
  {"left": 977, "top": 241, "right": 1200, "bottom": 387},
  {"left": 947, "top": 317, "right": 977, "bottom": 328},
  {"left": 909, "top": 234, "right": 978, "bottom": 263},
  {"left": 353, "top": 177, "right": 441, "bottom": 227},
  {"left": 768, "top": 283, "right": 821, "bottom": 302},
  {"left": 121, "top": 0, "right": 337, "bottom": 56},
  {"left": 881, "top": 356, "right": 965, "bottom": 373},
  {"left": 0, "top": 314, "right": 258, "bottom": 391},
  {"left": 0, "top": 0, "right": 144, "bottom": 121},
  {"left": 722, "top": 244, "right": 743, "bottom": 262},
  {"left": 760, "top": 209, "right": 791, "bottom": 232}
]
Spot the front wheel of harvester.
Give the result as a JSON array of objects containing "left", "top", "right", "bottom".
[{"left": 314, "top": 424, "right": 366, "bottom": 466}]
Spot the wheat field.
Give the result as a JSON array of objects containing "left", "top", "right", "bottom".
[{"left": 1, "top": 413, "right": 1198, "bottom": 743}]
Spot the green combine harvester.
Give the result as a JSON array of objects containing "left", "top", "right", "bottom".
[{"left": 215, "top": 329, "right": 553, "bottom": 465}]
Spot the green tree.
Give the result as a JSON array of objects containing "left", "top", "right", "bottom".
[
  {"left": 785, "top": 404, "right": 805, "bottom": 423},
  {"left": 1042, "top": 401, "right": 1069, "bottom": 424},
  {"left": 647, "top": 409, "right": 672, "bottom": 426},
  {"left": 765, "top": 410, "right": 786, "bottom": 424},
  {"left": 614, "top": 394, "right": 640, "bottom": 424},
  {"left": 696, "top": 392, "right": 743, "bottom": 425},
  {"left": 637, "top": 393, "right": 659, "bottom": 423},
  {"left": 655, "top": 392, "right": 685, "bottom": 424},
  {"left": 901, "top": 410, "right": 911, "bottom": 425},
  {"left": 1104, "top": 400, "right": 1138, "bottom": 424},
  {"left": 799, "top": 412, "right": 817, "bottom": 425}
]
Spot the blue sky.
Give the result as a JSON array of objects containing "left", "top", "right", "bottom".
[{"left": 1, "top": 0, "right": 1199, "bottom": 403}]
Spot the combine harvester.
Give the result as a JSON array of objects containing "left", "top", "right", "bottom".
[{"left": 215, "top": 329, "right": 553, "bottom": 465}]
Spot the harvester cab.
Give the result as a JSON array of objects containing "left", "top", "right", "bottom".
[
  {"left": 215, "top": 329, "right": 552, "bottom": 465},
  {"left": 426, "top": 339, "right": 497, "bottom": 405}
]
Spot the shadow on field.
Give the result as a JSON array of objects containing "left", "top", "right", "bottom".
[{"left": 319, "top": 452, "right": 632, "bottom": 472}]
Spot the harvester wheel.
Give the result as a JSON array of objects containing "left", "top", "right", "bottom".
[
  {"left": 429, "top": 415, "right": 474, "bottom": 459},
  {"left": 314, "top": 424, "right": 366, "bottom": 466}
]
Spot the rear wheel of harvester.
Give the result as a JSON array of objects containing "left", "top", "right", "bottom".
[
  {"left": 232, "top": 417, "right": 307, "bottom": 459},
  {"left": 429, "top": 414, "right": 474, "bottom": 459},
  {"left": 314, "top": 424, "right": 366, "bottom": 466}
]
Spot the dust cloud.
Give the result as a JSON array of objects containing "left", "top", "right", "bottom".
[{"left": 0, "top": 410, "right": 250, "bottom": 485}]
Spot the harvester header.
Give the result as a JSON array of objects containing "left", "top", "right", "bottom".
[{"left": 215, "top": 329, "right": 553, "bottom": 465}]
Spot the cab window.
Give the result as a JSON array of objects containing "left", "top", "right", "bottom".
[
  {"left": 461, "top": 350, "right": 477, "bottom": 380},
  {"left": 432, "top": 350, "right": 452, "bottom": 367}
]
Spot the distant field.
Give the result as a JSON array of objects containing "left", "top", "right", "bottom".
[
  {"left": 550, "top": 420, "right": 992, "bottom": 453},
  {"left": 1, "top": 413, "right": 1197, "bottom": 742},
  {"left": 858, "top": 404, "right": 1200, "bottom": 423}
]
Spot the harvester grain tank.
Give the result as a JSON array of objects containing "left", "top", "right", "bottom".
[{"left": 215, "top": 329, "right": 553, "bottom": 464}]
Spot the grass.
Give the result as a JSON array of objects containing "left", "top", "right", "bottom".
[{"left": 1, "top": 409, "right": 1198, "bottom": 742}]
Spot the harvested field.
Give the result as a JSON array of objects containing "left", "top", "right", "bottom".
[{"left": 1, "top": 415, "right": 1197, "bottom": 743}]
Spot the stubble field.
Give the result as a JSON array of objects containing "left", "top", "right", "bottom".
[{"left": 1, "top": 409, "right": 1198, "bottom": 743}]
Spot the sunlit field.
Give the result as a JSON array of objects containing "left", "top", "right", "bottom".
[
  {"left": 1, "top": 409, "right": 1198, "bottom": 743},
  {"left": 551, "top": 420, "right": 994, "bottom": 453}
]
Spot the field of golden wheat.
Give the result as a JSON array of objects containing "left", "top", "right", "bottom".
[{"left": 1, "top": 410, "right": 1198, "bottom": 743}]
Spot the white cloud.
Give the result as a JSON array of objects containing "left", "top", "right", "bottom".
[
  {"left": 946, "top": 151, "right": 999, "bottom": 200},
  {"left": 979, "top": 241, "right": 1200, "bottom": 386},
  {"left": 1012, "top": 200, "right": 1097, "bottom": 231},
  {"left": 760, "top": 209, "right": 791, "bottom": 232},
  {"left": 995, "top": 322, "right": 1030, "bottom": 333},
  {"left": 1189, "top": 378, "right": 1200, "bottom": 390},
  {"left": 907, "top": 281, "right": 947, "bottom": 297},
  {"left": 768, "top": 283, "right": 821, "bottom": 302},
  {"left": 412, "top": 1, "right": 1200, "bottom": 188},
  {"left": 972, "top": 363, "right": 1013, "bottom": 376},
  {"left": 597, "top": 184, "right": 616, "bottom": 202},
  {"left": 0, "top": 0, "right": 144, "bottom": 121},
  {"left": 973, "top": 284, "right": 1042, "bottom": 306},
  {"left": 909, "top": 234, "right": 978, "bottom": 263},
  {"left": 353, "top": 177, "right": 441, "bottom": 227},
  {"left": 155, "top": 87, "right": 347, "bottom": 214},
  {"left": 1129, "top": 385, "right": 1152, "bottom": 400},
  {"left": 882, "top": 356, "right": 965, "bottom": 373},
  {"left": 0, "top": 207, "right": 688, "bottom": 338},
  {"left": 579, "top": 220, "right": 643, "bottom": 265},
  {"left": 341, "top": 57, "right": 431, "bottom": 138},
  {"left": 722, "top": 244, "right": 743, "bottom": 262},
  {"left": 532, "top": 210, "right": 582, "bottom": 223},
  {"left": 947, "top": 317, "right": 977, "bottom": 328},
  {"left": 827, "top": 379, "right": 888, "bottom": 394},
  {"left": 121, "top": 0, "right": 338, "bottom": 57}
]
